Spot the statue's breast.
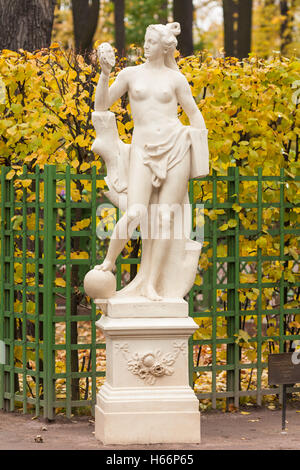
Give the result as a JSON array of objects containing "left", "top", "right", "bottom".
[
  {"left": 130, "top": 85, "right": 174, "bottom": 105},
  {"left": 130, "top": 86, "right": 149, "bottom": 101},
  {"left": 154, "top": 89, "right": 173, "bottom": 104}
]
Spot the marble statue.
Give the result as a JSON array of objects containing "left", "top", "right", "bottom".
[
  {"left": 86, "top": 22, "right": 210, "bottom": 445},
  {"left": 84, "top": 22, "right": 209, "bottom": 302}
]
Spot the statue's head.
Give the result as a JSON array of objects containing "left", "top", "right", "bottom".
[{"left": 144, "top": 22, "right": 181, "bottom": 70}]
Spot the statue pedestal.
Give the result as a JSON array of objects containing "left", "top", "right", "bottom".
[{"left": 94, "top": 298, "right": 200, "bottom": 445}]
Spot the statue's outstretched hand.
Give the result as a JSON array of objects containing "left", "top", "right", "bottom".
[{"left": 97, "top": 43, "right": 115, "bottom": 76}]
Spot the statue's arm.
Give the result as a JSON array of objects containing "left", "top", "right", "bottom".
[
  {"left": 175, "top": 73, "right": 206, "bottom": 130},
  {"left": 94, "top": 68, "right": 129, "bottom": 112}
]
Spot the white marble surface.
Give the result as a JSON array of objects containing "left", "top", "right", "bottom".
[
  {"left": 84, "top": 20, "right": 209, "bottom": 302},
  {"left": 95, "top": 296, "right": 188, "bottom": 317},
  {"left": 86, "top": 21, "right": 207, "bottom": 445},
  {"left": 95, "top": 314, "right": 201, "bottom": 444}
]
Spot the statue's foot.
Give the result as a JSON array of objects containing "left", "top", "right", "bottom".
[
  {"left": 94, "top": 260, "right": 115, "bottom": 272},
  {"left": 144, "top": 285, "right": 163, "bottom": 301}
]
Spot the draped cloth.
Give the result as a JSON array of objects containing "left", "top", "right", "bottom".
[
  {"left": 91, "top": 111, "right": 209, "bottom": 299},
  {"left": 142, "top": 123, "right": 209, "bottom": 188}
]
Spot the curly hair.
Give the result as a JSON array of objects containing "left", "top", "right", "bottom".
[{"left": 145, "top": 22, "right": 181, "bottom": 71}]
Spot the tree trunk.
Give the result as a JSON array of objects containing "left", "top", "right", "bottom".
[
  {"left": 114, "top": 0, "right": 125, "bottom": 57},
  {"left": 237, "top": 0, "right": 252, "bottom": 59},
  {"left": 280, "top": 0, "right": 295, "bottom": 55},
  {"left": 72, "top": 0, "right": 100, "bottom": 54},
  {"left": 158, "top": 1, "right": 169, "bottom": 24},
  {"left": 173, "top": 0, "right": 194, "bottom": 56},
  {"left": 223, "top": 0, "right": 253, "bottom": 59},
  {"left": 0, "top": 0, "right": 56, "bottom": 52},
  {"left": 223, "top": 0, "right": 238, "bottom": 57}
]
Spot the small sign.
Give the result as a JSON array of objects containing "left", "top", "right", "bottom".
[{"left": 268, "top": 353, "right": 300, "bottom": 385}]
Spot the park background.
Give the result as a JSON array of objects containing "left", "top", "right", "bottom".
[{"left": 0, "top": 0, "right": 299, "bottom": 420}]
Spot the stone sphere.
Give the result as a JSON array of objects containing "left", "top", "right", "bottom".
[{"left": 83, "top": 268, "right": 116, "bottom": 299}]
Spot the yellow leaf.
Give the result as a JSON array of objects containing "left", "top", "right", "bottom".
[
  {"left": 21, "top": 179, "right": 32, "bottom": 188},
  {"left": 194, "top": 273, "right": 203, "bottom": 286},
  {"left": 256, "top": 236, "right": 267, "bottom": 249},
  {"left": 55, "top": 278, "right": 66, "bottom": 287},
  {"left": 70, "top": 251, "right": 89, "bottom": 259},
  {"left": 80, "top": 162, "right": 90, "bottom": 172},
  {"left": 75, "top": 135, "right": 89, "bottom": 147},
  {"left": 125, "top": 121, "right": 133, "bottom": 131},
  {"left": 288, "top": 247, "right": 299, "bottom": 261},
  {"left": 96, "top": 180, "right": 107, "bottom": 190},
  {"left": 71, "top": 159, "right": 79, "bottom": 169},
  {"left": 91, "top": 160, "right": 101, "bottom": 170},
  {"left": 228, "top": 219, "right": 237, "bottom": 228},
  {"left": 6, "top": 169, "right": 15, "bottom": 180},
  {"left": 72, "top": 218, "right": 91, "bottom": 231},
  {"left": 71, "top": 188, "right": 81, "bottom": 202}
]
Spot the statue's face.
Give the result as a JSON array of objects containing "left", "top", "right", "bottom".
[{"left": 144, "top": 29, "right": 162, "bottom": 60}]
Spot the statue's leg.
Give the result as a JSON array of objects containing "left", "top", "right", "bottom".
[
  {"left": 95, "top": 214, "right": 137, "bottom": 271},
  {"left": 96, "top": 146, "right": 153, "bottom": 271},
  {"left": 145, "top": 151, "right": 191, "bottom": 300}
]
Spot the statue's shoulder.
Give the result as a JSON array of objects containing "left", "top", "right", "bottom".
[
  {"left": 170, "top": 68, "right": 189, "bottom": 86},
  {"left": 116, "top": 65, "right": 142, "bottom": 83},
  {"left": 118, "top": 65, "right": 139, "bottom": 75}
]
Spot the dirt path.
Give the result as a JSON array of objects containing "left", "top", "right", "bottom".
[{"left": 0, "top": 405, "right": 300, "bottom": 450}]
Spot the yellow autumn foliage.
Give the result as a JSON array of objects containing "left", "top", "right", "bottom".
[{"left": 0, "top": 46, "right": 298, "bottom": 176}]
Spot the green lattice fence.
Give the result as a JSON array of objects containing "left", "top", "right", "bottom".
[
  {"left": 0, "top": 164, "right": 299, "bottom": 418},
  {"left": 190, "top": 167, "right": 300, "bottom": 408}
]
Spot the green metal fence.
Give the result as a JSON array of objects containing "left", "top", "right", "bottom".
[
  {"left": 191, "top": 167, "right": 300, "bottom": 408},
  {"left": 0, "top": 164, "right": 299, "bottom": 418}
]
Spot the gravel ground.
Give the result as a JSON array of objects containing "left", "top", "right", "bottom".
[{"left": 0, "top": 405, "right": 300, "bottom": 450}]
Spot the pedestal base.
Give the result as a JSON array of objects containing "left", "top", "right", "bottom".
[
  {"left": 95, "top": 403, "right": 200, "bottom": 445},
  {"left": 95, "top": 301, "right": 200, "bottom": 445}
]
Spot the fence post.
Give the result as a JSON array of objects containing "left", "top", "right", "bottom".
[
  {"left": 0, "top": 167, "right": 8, "bottom": 410},
  {"left": 43, "top": 165, "right": 56, "bottom": 420},
  {"left": 0, "top": 167, "right": 6, "bottom": 410},
  {"left": 226, "top": 166, "right": 240, "bottom": 409},
  {"left": 256, "top": 167, "right": 263, "bottom": 405},
  {"left": 0, "top": 167, "right": 16, "bottom": 412}
]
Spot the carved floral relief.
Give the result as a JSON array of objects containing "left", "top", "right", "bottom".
[{"left": 115, "top": 341, "right": 187, "bottom": 385}]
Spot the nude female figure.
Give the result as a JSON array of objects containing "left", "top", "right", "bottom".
[{"left": 94, "top": 23, "right": 207, "bottom": 301}]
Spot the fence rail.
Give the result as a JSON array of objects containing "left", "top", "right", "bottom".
[{"left": 0, "top": 164, "right": 299, "bottom": 418}]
